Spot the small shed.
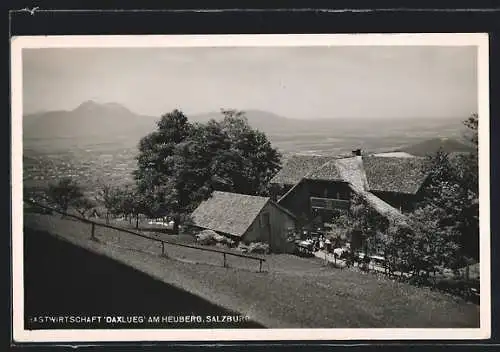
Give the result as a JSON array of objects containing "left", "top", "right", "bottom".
[{"left": 190, "top": 191, "right": 297, "bottom": 253}]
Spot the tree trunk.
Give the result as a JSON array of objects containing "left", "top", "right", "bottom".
[
  {"left": 135, "top": 214, "right": 139, "bottom": 229},
  {"left": 106, "top": 211, "right": 110, "bottom": 225},
  {"left": 173, "top": 216, "right": 180, "bottom": 234}
]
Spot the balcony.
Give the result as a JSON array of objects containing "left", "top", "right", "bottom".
[{"left": 310, "top": 196, "right": 350, "bottom": 210}]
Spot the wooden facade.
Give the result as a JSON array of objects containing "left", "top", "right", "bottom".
[
  {"left": 243, "top": 201, "right": 296, "bottom": 253},
  {"left": 370, "top": 191, "right": 418, "bottom": 213},
  {"left": 278, "top": 179, "right": 352, "bottom": 223}
]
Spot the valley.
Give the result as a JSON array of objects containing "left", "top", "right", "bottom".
[{"left": 21, "top": 102, "right": 473, "bottom": 194}]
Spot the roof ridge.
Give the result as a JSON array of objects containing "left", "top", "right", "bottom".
[
  {"left": 213, "top": 190, "right": 270, "bottom": 201},
  {"left": 350, "top": 185, "right": 407, "bottom": 222},
  {"left": 277, "top": 179, "right": 304, "bottom": 203}
]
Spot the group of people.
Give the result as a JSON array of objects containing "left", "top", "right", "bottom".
[{"left": 297, "top": 232, "right": 343, "bottom": 254}]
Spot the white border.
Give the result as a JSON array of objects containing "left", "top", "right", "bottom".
[{"left": 11, "top": 33, "right": 491, "bottom": 343}]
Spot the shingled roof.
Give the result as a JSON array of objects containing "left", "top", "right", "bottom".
[
  {"left": 274, "top": 152, "right": 432, "bottom": 222},
  {"left": 305, "top": 160, "right": 344, "bottom": 181},
  {"left": 362, "top": 156, "right": 429, "bottom": 194},
  {"left": 191, "top": 191, "right": 270, "bottom": 237},
  {"left": 270, "top": 154, "right": 332, "bottom": 185},
  {"left": 335, "top": 156, "right": 368, "bottom": 190},
  {"left": 353, "top": 186, "right": 408, "bottom": 223}
]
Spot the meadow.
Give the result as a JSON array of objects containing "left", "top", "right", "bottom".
[{"left": 24, "top": 212, "right": 479, "bottom": 328}]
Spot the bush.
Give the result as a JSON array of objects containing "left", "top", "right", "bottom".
[
  {"left": 248, "top": 242, "right": 269, "bottom": 254},
  {"left": 195, "top": 230, "right": 218, "bottom": 245},
  {"left": 195, "top": 230, "right": 235, "bottom": 247},
  {"left": 236, "top": 243, "right": 249, "bottom": 253}
]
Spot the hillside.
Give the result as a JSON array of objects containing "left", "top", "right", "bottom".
[
  {"left": 398, "top": 137, "right": 475, "bottom": 156},
  {"left": 24, "top": 213, "right": 480, "bottom": 329},
  {"left": 190, "top": 109, "right": 303, "bottom": 132}
]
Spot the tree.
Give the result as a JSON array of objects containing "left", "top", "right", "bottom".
[
  {"left": 219, "top": 109, "right": 282, "bottom": 196},
  {"left": 133, "top": 109, "right": 193, "bottom": 222},
  {"left": 344, "top": 194, "right": 389, "bottom": 255},
  {"left": 134, "top": 108, "right": 282, "bottom": 233},
  {"left": 96, "top": 183, "right": 123, "bottom": 224},
  {"left": 118, "top": 186, "right": 146, "bottom": 229},
  {"left": 413, "top": 113, "right": 479, "bottom": 264},
  {"left": 463, "top": 113, "right": 478, "bottom": 147},
  {"left": 47, "top": 177, "right": 85, "bottom": 215}
]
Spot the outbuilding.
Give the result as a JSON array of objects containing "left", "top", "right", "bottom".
[{"left": 190, "top": 191, "right": 297, "bottom": 253}]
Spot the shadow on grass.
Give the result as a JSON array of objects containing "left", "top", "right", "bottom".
[{"left": 23, "top": 227, "right": 264, "bottom": 330}]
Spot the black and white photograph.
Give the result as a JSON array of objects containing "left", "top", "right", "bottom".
[{"left": 11, "top": 34, "right": 490, "bottom": 342}]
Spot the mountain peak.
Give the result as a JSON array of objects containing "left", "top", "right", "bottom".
[
  {"left": 74, "top": 100, "right": 133, "bottom": 115},
  {"left": 76, "top": 100, "right": 99, "bottom": 110}
]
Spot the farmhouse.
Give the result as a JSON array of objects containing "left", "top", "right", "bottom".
[
  {"left": 190, "top": 191, "right": 297, "bottom": 253},
  {"left": 271, "top": 150, "right": 430, "bottom": 224}
]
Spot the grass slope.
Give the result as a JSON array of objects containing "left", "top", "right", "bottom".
[{"left": 23, "top": 213, "right": 479, "bottom": 329}]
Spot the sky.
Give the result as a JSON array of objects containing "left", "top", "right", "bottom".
[{"left": 22, "top": 46, "right": 478, "bottom": 120}]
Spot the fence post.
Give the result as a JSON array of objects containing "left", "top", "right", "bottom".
[
  {"left": 223, "top": 253, "right": 227, "bottom": 268},
  {"left": 90, "top": 222, "right": 96, "bottom": 240}
]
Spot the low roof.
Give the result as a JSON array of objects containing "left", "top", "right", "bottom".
[
  {"left": 191, "top": 191, "right": 270, "bottom": 237},
  {"left": 362, "top": 156, "right": 429, "bottom": 194},
  {"left": 270, "top": 154, "right": 332, "bottom": 185},
  {"left": 353, "top": 186, "right": 408, "bottom": 223}
]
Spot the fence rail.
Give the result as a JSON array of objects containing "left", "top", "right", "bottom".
[{"left": 24, "top": 199, "right": 266, "bottom": 272}]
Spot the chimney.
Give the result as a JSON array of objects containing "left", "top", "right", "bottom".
[{"left": 352, "top": 148, "right": 362, "bottom": 156}]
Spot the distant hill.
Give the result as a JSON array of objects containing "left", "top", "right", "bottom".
[
  {"left": 23, "top": 101, "right": 158, "bottom": 140},
  {"left": 398, "top": 137, "right": 475, "bottom": 156},
  {"left": 190, "top": 109, "right": 302, "bottom": 132},
  {"left": 23, "top": 101, "right": 470, "bottom": 157}
]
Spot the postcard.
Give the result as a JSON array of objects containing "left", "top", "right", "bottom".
[{"left": 11, "top": 33, "right": 490, "bottom": 342}]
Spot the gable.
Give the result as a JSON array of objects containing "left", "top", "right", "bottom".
[{"left": 191, "top": 191, "right": 270, "bottom": 237}]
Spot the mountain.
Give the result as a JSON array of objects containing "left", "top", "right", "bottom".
[
  {"left": 398, "top": 137, "right": 475, "bottom": 156},
  {"left": 23, "top": 101, "right": 158, "bottom": 140},
  {"left": 23, "top": 101, "right": 470, "bottom": 157}
]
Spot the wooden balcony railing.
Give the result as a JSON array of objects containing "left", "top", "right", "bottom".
[{"left": 310, "top": 196, "right": 350, "bottom": 210}]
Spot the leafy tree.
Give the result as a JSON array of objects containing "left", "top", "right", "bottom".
[
  {"left": 414, "top": 113, "right": 479, "bottom": 263},
  {"left": 134, "top": 108, "right": 281, "bottom": 233},
  {"left": 463, "top": 113, "right": 478, "bottom": 147},
  {"left": 219, "top": 109, "right": 282, "bottom": 196},
  {"left": 47, "top": 177, "right": 85, "bottom": 216},
  {"left": 118, "top": 186, "right": 147, "bottom": 229},
  {"left": 96, "top": 183, "right": 123, "bottom": 224},
  {"left": 133, "top": 109, "right": 193, "bottom": 222},
  {"left": 384, "top": 207, "right": 462, "bottom": 282},
  {"left": 330, "top": 194, "right": 389, "bottom": 270}
]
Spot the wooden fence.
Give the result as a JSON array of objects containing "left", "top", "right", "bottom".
[{"left": 24, "top": 199, "right": 267, "bottom": 273}]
